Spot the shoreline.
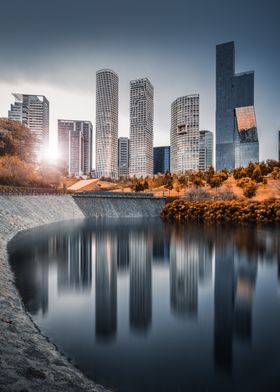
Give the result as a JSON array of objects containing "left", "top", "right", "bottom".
[{"left": 0, "top": 195, "right": 109, "bottom": 392}]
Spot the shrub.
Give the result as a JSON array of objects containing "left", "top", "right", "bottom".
[
  {"left": 243, "top": 182, "right": 257, "bottom": 198},
  {"left": 185, "top": 187, "right": 211, "bottom": 201},
  {"left": 161, "top": 199, "right": 280, "bottom": 223},
  {"left": 237, "top": 177, "right": 251, "bottom": 188}
]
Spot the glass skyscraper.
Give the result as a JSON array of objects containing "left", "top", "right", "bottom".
[
  {"left": 199, "top": 130, "right": 213, "bottom": 170},
  {"left": 216, "top": 42, "right": 259, "bottom": 170},
  {"left": 96, "top": 69, "right": 118, "bottom": 178},
  {"left": 153, "top": 146, "right": 170, "bottom": 174},
  {"left": 170, "top": 94, "right": 199, "bottom": 174}
]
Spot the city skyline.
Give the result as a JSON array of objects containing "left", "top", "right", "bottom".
[{"left": 0, "top": 0, "right": 279, "bottom": 164}]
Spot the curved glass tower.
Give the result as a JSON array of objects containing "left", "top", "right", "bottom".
[
  {"left": 96, "top": 69, "right": 118, "bottom": 178},
  {"left": 170, "top": 94, "right": 199, "bottom": 174}
]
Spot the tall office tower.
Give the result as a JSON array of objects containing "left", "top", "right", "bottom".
[
  {"left": 118, "top": 137, "right": 129, "bottom": 177},
  {"left": 170, "top": 94, "right": 199, "bottom": 174},
  {"left": 199, "top": 130, "right": 213, "bottom": 170},
  {"left": 82, "top": 121, "right": 93, "bottom": 174},
  {"left": 278, "top": 130, "right": 280, "bottom": 161},
  {"left": 129, "top": 78, "right": 154, "bottom": 177},
  {"left": 153, "top": 146, "right": 170, "bottom": 174},
  {"left": 216, "top": 41, "right": 259, "bottom": 170},
  {"left": 8, "top": 93, "right": 49, "bottom": 162},
  {"left": 96, "top": 69, "right": 118, "bottom": 178},
  {"left": 58, "top": 120, "right": 93, "bottom": 176}
]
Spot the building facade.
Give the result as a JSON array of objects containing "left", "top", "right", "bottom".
[
  {"left": 216, "top": 41, "right": 259, "bottom": 170},
  {"left": 118, "top": 137, "right": 129, "bottom": 177},
  {"left": 199, "top": 130, "right": 213, "bottom": 170},
  {"left": 278, "top": 130, "right": 280, "bottom": 161},
  {"left": 170, "top": 94, "right": 199, "bottom": 174},
  {"left": 153, "top": 146, "right": 170, "bottom": 174},
  {"left": 129, "top": 78, "right": 154, "bottom": 178},
  {"left": 8, "top": 93, "right": 49, "bottom": 162},
  {"left": 58, "top": 120, "right": 93, "bottom": 176},
  {"left": 96, "top": 69, "right": 118, "bottom": 178}
]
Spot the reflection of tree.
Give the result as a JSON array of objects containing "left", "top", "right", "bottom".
[
  {"left": 95, "top": 233, "right": 117, "bottom": 341},
  {"left": 129, "top": 232, "right": 152, "bottom": 333}
]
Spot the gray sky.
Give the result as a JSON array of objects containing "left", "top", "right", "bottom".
[{"left": 0, "top": 0, "right": 279, "bottom": 163}]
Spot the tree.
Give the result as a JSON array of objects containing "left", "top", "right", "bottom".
[
  {"left": 0, "top": 155, "right": 34, "bottom": 186},
  {"left": 0, "top": 118, "right": 36, "bottom": 162}
]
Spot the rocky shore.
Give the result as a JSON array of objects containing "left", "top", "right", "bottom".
[{"left": 0, "top": 195, "right": 109, "bottom": 392}]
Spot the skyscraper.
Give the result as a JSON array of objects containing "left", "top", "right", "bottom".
[
  {"left": 118, "top": 137, "right": 129, "bottom": 177},
  {"left": 58, "top": 119, "right": 93, "bottom": 176},
  {"left": 216, "top": 41, "right": 259, "bottom": 170},
  {"left": 96, "top": 69, "right": 118, "bottom": 178},
  {"left": 199, "top": 130, "right": 213, "bottom": 170},
  {"left": 153, "top": 146, "right": 170, "bottom": 174},
  {"left": 278, "top": 130, "right": 280, "bottom": 161},
  {"left": 129, "top": 78, "right": 154, "bottom": 178},
  {"left": 8, "top": 93, "right": 49, "bottom": 162},
  {"left": 170, "top": 94, "right": 199, "bottom": 173}
]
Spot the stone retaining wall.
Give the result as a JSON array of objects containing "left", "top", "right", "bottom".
[
  {"left": 73, "top": 194, "right": 165, "bottom": 217},
  {"left": 0, "top": 195, "right": 108, "bottom": 392}
]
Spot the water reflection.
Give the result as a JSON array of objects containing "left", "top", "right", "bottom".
[
  {"left": 129, "top": 232, "right": 152, "bottom": 333},
  {"left": 95, "top": 231, "right": 117, "bottom": 341},
  {"left": 9, "top": 220, "right": 280, "bottom": 391}
]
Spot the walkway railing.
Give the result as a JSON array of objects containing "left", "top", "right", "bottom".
[{"left": 0, "top": 186, "right": 65, "bottom": 195}]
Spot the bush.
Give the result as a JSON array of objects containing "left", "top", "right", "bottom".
[
  {"left": 243, "top": 182, "right": 257, "bottom": 198},
  {"left": 161, "top": 199, "right": 280, "bottom": 223},
  {"left": 185, "top": 187, "right": 211, "bottom": 201}
]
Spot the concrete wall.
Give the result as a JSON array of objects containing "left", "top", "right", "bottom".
[
  {"left": 0, "top": 195, "right": 107, "bottom": 392},
  {"left": 73, "top": 194, "right": 165, "bottom": 217}
]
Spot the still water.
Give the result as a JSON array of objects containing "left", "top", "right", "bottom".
[{"left": 9, "top": 219, "right": 280, "bottom": 391}]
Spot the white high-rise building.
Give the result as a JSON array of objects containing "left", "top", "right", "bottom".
[
  {"left": 58, "top": 120, "right": 93, "bottom": 176},
  {"left": 118, "top": 137, "right": 129, "bottom": 177},
  {"left": 129, "top": 78, "right": 154, "bottom": 178},
  {"left": 96, "top": 69, "right": 118, "bottom": 178},
  {"left": 8, "top": 93, "right": 49, "bottom": 162},
  {"left": 199, "top": 130, "right": 213, "bottom": 170},
  {"left": 170, "top": 94, "right": 199, "bottom": 173}
]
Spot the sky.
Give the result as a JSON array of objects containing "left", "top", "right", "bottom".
[{"left": 0, "top": 0, "right": 279, "bottom": 165}]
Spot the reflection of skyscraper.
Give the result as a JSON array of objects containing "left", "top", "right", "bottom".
[
  {"left": 129, "top": 233, "right": 152, "bottom": 333},
  {"left": 117, "top": 235, "right": 129, "bottom": 271},
  {"left": 57, "top": 232, "right": 92, "bottom": 292},
  {"left": 170, "top": 229, "right": 199, "bottom": 317},
  {"left": 234, "top": 256, "right": 257, "bottom": 341},
  {"left": 214, "top": 240, "right": 235, "bottom": 371},
  {"left": 95, "top": 233, "right": 117, "bottom": 340}
]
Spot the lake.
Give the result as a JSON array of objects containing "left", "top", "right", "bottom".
[{"left": 9, "top": 218, "right": 280, "bottom": 391}]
